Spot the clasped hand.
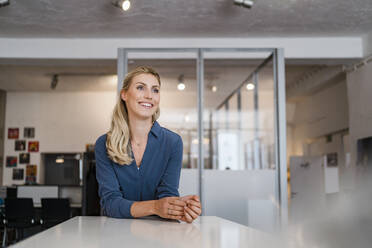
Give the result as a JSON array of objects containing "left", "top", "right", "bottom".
[{"left": 155, "top": 195, "right": 201, "bottom": 223}]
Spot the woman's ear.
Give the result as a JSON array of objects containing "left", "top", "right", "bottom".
[{"left": 120, "top": 90, "right": 126, "bottom": 101}]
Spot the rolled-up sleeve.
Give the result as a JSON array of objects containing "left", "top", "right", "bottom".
[
  {"left": 156, "top": 135, "right": 183, "bottom": 199},
  {"left": 95, "top": 135, "right": 134, "bottom": 218}
]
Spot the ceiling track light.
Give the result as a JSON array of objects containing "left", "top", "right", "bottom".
[
  {"left": 0, "top": 0, "right": 10, "bottom": 8},
  {"left": 234, "top": 0, "right": 254, "bottom": 9},
  {"left": 112, "top": 0, "right": 131, "bottom": 11},
  {"left": 177, "top": 74, "right": 186, "bottom": 91}
]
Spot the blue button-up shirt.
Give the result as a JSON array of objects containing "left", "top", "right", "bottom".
[{"left": 95, "top": 121, "right": 183, "bottom": 218}]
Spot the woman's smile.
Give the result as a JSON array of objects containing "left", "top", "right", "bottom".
[{"left": 139, "top": 102, "right": 153, "bottom": 109}]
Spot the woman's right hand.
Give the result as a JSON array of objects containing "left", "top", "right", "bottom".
[{"left": 154, "top": 197, "right": 186, "bottom": 220}]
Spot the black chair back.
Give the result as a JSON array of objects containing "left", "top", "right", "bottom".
[
  {"left": 4, "top": 198, "right": 34, "bottom": 221},
  {"left": 41, "top": 198, "right": 71, "bottom": 221},
  {"left": 3, "top": 198, "right": 36, "bottom": 244}
]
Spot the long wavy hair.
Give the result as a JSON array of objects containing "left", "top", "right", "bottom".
[{"left": 106, "top": 66, "right": 161, "bottom": 165}]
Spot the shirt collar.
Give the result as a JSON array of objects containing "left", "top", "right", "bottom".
[{"left": 150, "top": 121, "right": 161, "bottom": 138}]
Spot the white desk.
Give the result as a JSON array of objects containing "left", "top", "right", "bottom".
[{"left": 10, "top": 216, "right": 278, "bottom": 248}]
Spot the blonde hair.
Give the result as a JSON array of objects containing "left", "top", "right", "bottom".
[{"left": 106, "top": 66, "right": 161, "bottom": 165}]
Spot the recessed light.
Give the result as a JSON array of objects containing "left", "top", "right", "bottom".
[
  {"left": 177, "top": 83, "right": 186, "bottom": 91},
  {"left": 246, "top": 83, "right": 255, "bottom": 90}
]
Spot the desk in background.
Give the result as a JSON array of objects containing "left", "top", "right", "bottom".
[{"left": 10, "top": 216, "right": 278, "bottom": 248}]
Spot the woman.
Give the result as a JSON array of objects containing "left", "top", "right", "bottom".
[{"left": 95, "top": 66, "right": 201, "bottom": 223}]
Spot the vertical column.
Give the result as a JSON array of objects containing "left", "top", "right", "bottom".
[
  {"left": 0, "top": 90, "right": 6, "bottom": 185},
  {"left": 237, "top": 89, "right": 244, "bottom": 170},
  {"left": 225, "top": 102, "right": 229, "bottom": 130},
  {"left": 208, "top": 111, "right": 213, "bottom": 170},
  {"left": 274, "top": 48, "right": 288, "bottom": 226},
  {"left": 117, "top": 48, "right": 127, "bottom": 95},
  {"left": 253, "top": 72, "right": 261, "bottom": 169},
  {"left": 197, "top": 48, "right": 204, "bottom": 214}
]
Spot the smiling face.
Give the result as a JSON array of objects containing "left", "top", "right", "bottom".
[{"left": 121, "top": 73, "right": 160, "bottom": 121}]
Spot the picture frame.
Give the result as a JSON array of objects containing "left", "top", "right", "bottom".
[
  {"left": 28, "top": 141, "right": 39, "bottom": 152},
  {"left": 15, "top": 140, "right": 26, "bottom": 151},
  {"left": 8, "top": 128, "right": 19, "bottom": 139},
  {"left": 12, "top": 168, "right": 24, "bottom": 180},
  {"left": 6, "top": 156, "right": 17, "bottom": 167},
  {"left": 24, "top": 127, "right": 35, "bottom": 138},
  {"left": 19, "top": 153, "right": 30, "bottom": 164},
  {"left": 26, "top": 165, "right": 37, "bottom": 184}
]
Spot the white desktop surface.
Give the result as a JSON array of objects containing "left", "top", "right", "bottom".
[{"left": 10, "top": 216, "right": 278, "bottom": 248}]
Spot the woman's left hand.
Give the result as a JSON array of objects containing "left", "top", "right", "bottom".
[{"left": 180, "top": 195, "right": 202, "bottom": 223}]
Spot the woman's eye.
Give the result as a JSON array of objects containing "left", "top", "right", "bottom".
[
  {"left": 152, "top": 88, "right": 159, "bottom": 93},
  {"left": 136, "top": 86, "right": 144, "bottom": 90}
]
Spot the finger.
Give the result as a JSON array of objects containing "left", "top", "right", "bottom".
[
  {"left": 181, "top": 195, "right": 199, "bottom": 202},
  {"left": 180, "top": 195, "right": 193, "bottom": 201},
  {"left": 185, "top": 206, "right": 198, "bottom": 219},
  {"left": 168, "top": 205, "right": 185, "bottom": 211},
  {"left": 185, "top": 206, "right": 200, "bottom": 217},
  {"left": 167, "top": 214, "right": 182, "bottom": 220},
  {"left": 188, "top": 205, "right": 202, "bottom": 215},
  {"left": 186, "top": 200, "right": 201, "bottom": 208},
  {"left": 184, "top": 209, "right": 193, "bottom": 223},
  {"left": 191, "top": 195, "right": 200, "bottom": 202},
  {"left": 168, "top": 209, "right": 184, "bottom": 216},
  {"left": 170, "top": 199, "right": 186, "bottom": 207}
]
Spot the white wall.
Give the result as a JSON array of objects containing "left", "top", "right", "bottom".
[
  {"left": 3, "top": 91, "right": 116, "bottom": 185},
  {"left": 346, "top": 62, "right": 372, "bottom": 166},
  {"left": 291, "top": 81, "right": 349, "bottom": 156}
]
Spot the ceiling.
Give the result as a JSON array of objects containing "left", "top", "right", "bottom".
[{"left": 0, "top": 0, "right": 371, "bottom": 38}]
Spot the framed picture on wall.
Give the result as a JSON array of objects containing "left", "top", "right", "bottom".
[
  {"left": 26, "top": 165, "right": 37, "bottom": 184},
  {"left": 28, "top": 141, "right": 39, "bottom": 152},
  {"left": 8, "top": 128, "right": 19, "bottom": 139},
  {"left": 6, "top": 156, "right": 17, "bottom": 167},
  {"left": 24, "top": 127, "right": 35, "bottom": 138},
  {"left": 15, "top": 140, "right": 26, "bottom": 151},
  {"left": 12, "top": 168, "right": 24, "bottom": 180},
  {"left": 19, "top": 153, "right": 30, "bottom": 164}
]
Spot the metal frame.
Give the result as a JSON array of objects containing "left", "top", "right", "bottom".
[
  {"left": 273, "top": 48, "right": 288, "bottom": 225},
  {"left": 117, "top": 47, "right": 287, "bottom": 224}
]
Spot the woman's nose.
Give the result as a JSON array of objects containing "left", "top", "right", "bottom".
[{"left": 144, "top": 89, "right": 152, "bottom": 99}]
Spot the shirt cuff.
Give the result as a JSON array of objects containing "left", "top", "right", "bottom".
[{"left": 120, "top": 199, "right": 135, "bottom": 218}]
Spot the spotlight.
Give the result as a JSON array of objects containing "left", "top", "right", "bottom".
[
  {"left": 0, "top": 0, "right": 10, "bottom": 8},
  {"left": 51, "top": 74, "right": 58, "bottom": 90},
  {"left": 177, "top": 74, "right": 186, "bottom": 91},
  {"left": 211, "top": 85, "right": 217, "bottom": 92},
  {"left": 246, "top": 83, "right": 255, "bottom": 90},
  {"left": 234, "top": 0, "right": 254, "bottom": 8},
  {"left": 112, "top": 0, "right": 131, "bottom": 11},
  {"left": 177, "top": 83, "right": 185, "bottom": 91}
]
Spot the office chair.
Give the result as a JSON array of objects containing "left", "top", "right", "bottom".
[
  {"left": 3, "top": 198, "right": 37, "bottom": 245},
  {"left": 40, "top": 198, "right": 71, "bottom": 229}
]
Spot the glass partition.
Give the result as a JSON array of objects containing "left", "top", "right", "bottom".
[
  {"left": 202, "top": 54, "right": 280, "bottom": 230},
  {"left": 118, "top": 48, "right": 286, "bottom": 231}
]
